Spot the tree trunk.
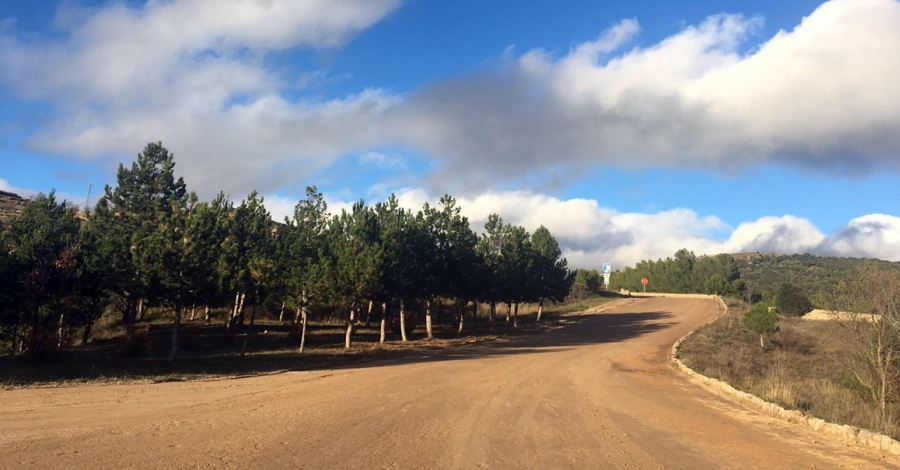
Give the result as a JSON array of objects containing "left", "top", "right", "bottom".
[
  {"left": 489, "top": 301, "right": 496, "bottom": 332},
  {"left": 278, "top": 301, "right": 286, "bottom": 322},
  {"left": 426, "top": 299, "right": 434, "bottom": 339},
  {"left": 505, "top": 302, "right": 512, "bottom": 330},
  {"left": 513, "top": 302, "right": 518, "bottom": 329},
  {"left": 136, "top": 298, "right": 145, "bottom": 322},
  {"left": 189, "top": 303, "right": 196, "bottom": 321},
  {"left": 366, "top": 300, "right": 373, "bottom": 328},
  {"left": 472, "top": 301, "right": 478, "bottom": 333},
  {"left": 295, "top": 289, "right": 307, "bottom": 325},
  {"left": 204, "top": 305, "right": 211, "bottom": 325},
  {"left": 299, "top": 307, "right": 308, "bottom": 353},
  {"left": 124, "top": 298, "right": 138, "bottom": 330},
  {"left": 400, "top": 299, "right": 408, "bottom": 342},
  {"left": 81, "top": 321, "right": 92, "bottom": 346},
  {"left": 168, "top": 303, "right": 182, "bottom": 362},
  {"left": 57, "top": 312, "right": 65, "bottom": 348},
  {"left": 759, "top": 334, "right": 764, "bottom": 349},
  {"left": 241, "top": 303, "right": 258, "bottom": 358},
  {"left": 345, "top": 308, "right": 356, "bottom": 349},
  {"left": 457, "top": 302, "right": 465, "bottom": 335},
  {"left": 10, "top": 317, "right": 19, "bottom": 355},
  {"left": 227, "top": 291, "right": 240, "bottom": 333},
  {"left": 380, "top": 302, "right": 388, "bottom": 345},
  {"left": 237, "top": 292, "right": 246, "bottom": 326},
  {"left": 537, "top": 299, "right": 544, "bottom": 322}
]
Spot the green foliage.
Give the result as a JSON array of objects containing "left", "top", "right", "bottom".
[
  {"left": 735, "top": 252, "right": 900, "bottom": 301},
  {"left": 86, "top": 142, "right": 187, "bottom": 323},
  {"left": 1, "top": 192, "right": 82, "bottom": 352},
  {"left": 530, "top": 226, "right": 575, "bottom": 303},
  {"left": 743, "top": 302, "right": 778, "bottom": 334},
  {"left": 611, "top": 250, "right": 745, "bottom": 296},
  {"left": 283, "top": 186, "right": 331, "bottom": 313},
  {"left": 327, "top": 201, "right": 383, "bottom": 306},
  {"left": 775, "top": 282, "right": 813, "bottom": 316},
  {"left": 2, "top": 142, "right": 577, "bottom": 359},
  {"left": 575, "top": 268, "right": 602, "bottom": 294},
  {"left": 704, "top": 273, "right": 728, "bottom": 295}
]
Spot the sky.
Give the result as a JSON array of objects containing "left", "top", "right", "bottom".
[{"left": 1, "top": 0, "right": 899, "bottom": 270}]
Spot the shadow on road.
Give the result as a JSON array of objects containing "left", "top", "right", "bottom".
[{"left": 0, "top": 307, "right": 676, "bottom": 387}]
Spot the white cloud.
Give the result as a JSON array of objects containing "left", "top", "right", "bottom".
[
  {"left": 0, "top": 0, "right": 402, "bottom": 196},
  {"left": 397, "top": 0, "right": 900, "bottom": 189},
  {"left": 823, "top": 214, "right": 900, "bottom": 260},
  {"left": 366, "top": 188, "right": 900, "bottom": 269},
  {"left": 0, "top": 177, "right": 35, "bottom": 198},
  {"left": 3, "top": 0, "right": 900, "bottom": 196}
]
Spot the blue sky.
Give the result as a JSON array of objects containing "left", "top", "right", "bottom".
[{"left": 1, "top": 0, "right": 899, "bottom": 268}]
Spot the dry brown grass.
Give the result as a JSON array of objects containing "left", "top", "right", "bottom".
[{"left": 679, "top": 299, "right": 900, "bottom": 439}]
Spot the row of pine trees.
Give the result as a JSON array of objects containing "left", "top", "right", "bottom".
[
  {"left": 610, "top": 249, "right": 746, "bottom": 297},
  {"left": 0, "top": 143, "right": 574, "bottom": 361}
]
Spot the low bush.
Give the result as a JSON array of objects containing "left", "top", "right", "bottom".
[{"left": 118, "top": 324, "right": 152, "bottom": 357}]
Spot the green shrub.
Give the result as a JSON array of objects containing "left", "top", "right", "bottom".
[
  {"left": 744, "top": 302, "right": 778, "bottom": 334},
  {"left": 776, "top": 282, "right": 813, "bottom": 316}
]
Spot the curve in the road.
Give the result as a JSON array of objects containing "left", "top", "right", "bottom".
[{"left": 1, "top": 297, "right": 897, "bottom": 469}]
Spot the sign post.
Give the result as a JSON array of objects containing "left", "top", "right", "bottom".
[
  {"left": 602, "top": 263, "right": 611, "bottom": 290},
  {"left": 641, "top": 277, "right": 648, "bottom": 293}
]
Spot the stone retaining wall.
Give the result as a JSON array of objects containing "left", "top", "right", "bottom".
[{"left": 670, "top": 295, "right": 900, "bottom": 456}]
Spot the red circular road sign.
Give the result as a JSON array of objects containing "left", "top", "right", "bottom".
[{"left": 641, "top": 277, "right": 649, "bottom": 285}]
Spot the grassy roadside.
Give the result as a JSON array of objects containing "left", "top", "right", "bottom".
[
  {"left": 678, "top": 298, "right": 899, "bottom": 439},
  {"left": 0, "top": 295, "right": 619, "bottom": 389}
]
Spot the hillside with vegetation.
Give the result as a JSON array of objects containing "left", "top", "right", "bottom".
[
  {"left": 734, "top": 252, "right": 900, "bottom": 301},
  {"left": 0, "top": 190, "right": 28, "bottom": 229}
]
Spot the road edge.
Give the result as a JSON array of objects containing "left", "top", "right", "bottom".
[{"left": 670, "top": 295, "right": 900, "bottom": 457}]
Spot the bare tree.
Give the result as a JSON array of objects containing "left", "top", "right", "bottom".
[{"left": 831, "top": 265, "right": 900, "bottom": 432}]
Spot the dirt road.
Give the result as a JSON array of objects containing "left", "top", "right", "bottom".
[{"left": 2, "top": 298, "right": 897, "bottom": 469}]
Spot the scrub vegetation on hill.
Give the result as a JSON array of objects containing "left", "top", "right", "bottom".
[{"left": 735, "top": 252, "right": 900, "bottom": 303}]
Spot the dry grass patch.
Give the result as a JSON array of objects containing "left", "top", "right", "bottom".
[{"left": 679, "top": 299, "right": 900, "bottom": 439}]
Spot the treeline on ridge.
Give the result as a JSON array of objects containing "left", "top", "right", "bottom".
[
  {"left": 0, "top": 143, "right": 575, "bottom": 362},
  {"left": 734, "top": 252, "right": 900, "bottom": 301},
  {"left": 609, "top": 249, "right": 746, "bottom": 297}
]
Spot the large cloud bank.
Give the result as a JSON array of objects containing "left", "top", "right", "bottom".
[
  {"left": 351, "top": 189, "right": 900, "bottom": 269},
  {"left": 3, "top": 0, "right": 900, "bottom": 194}
]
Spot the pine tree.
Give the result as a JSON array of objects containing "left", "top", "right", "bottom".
[
  {"left": 2, "top": 191, "right": 81, "bottom": 357},
  {"left": 476, "top": 214, "right": 508, "bottom": 331},
  {"left": 87, "top": 142, "right": 187, "bottom": 328},
  {"left": 373, "top": 195, "right": 419, "bottom": 343},
  {"left": 421, "top": 195, "right": 478, "bottom": 338},
  {"left": 327, "top": 201, "right": 382, "bottom": 349},
  {"left": 284, "top": 186, "right": 330, "bottom": 351},
  {"left": 500, "top": 225, "right": 532, "bottom": 329},
  {"left": 530, "top": 226, "right": 574, "bottom": 322}
]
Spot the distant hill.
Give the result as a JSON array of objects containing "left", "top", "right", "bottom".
[
  {"left": 733, "top": 252, "right": 900, "bottom": 298},
  {"left": 0, "top": 190, "right": 29, "bottom": 229}
]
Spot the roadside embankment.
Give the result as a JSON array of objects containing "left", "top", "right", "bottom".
[{"left": 671, "top": 296, "right": 900, "bottom": 456}]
